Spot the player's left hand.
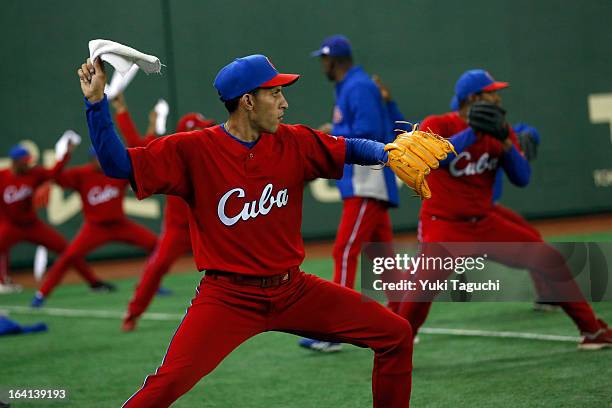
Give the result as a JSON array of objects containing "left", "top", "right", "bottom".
[
  {"left": 384, "top": 126, "right": 456, "bottom": 199},
  {"left": 468, "top": 102, "right": 509, "bottom": 142}
]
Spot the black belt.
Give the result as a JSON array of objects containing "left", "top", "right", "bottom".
[{"left": 205, "top": 269, "right": 294, "bottom": 288}]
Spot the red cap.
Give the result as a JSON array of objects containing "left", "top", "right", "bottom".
[{"left": 176, "top": 113, "right": 215, "bottom": 132}]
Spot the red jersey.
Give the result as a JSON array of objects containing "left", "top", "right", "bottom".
[
  {"left": 116, "top": 111, "right": 191, "bottom": 230},
  {"left": 128, "top": 124, "right": 345, "bottom": 275},
  {"left": 420, "top": 112, "right": 521, "bottom": 219},
  {"left": 55, "top": 164, "right": 129, "bottom": 223},
  {"left": 0, "top": 156, "right": 69, "bottom": 224}
]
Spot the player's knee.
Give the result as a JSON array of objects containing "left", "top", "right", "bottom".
[{"left": 386, "top": 313, "right": 413, "bottom": 347}]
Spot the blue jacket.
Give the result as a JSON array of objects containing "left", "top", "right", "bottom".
[{"left": 331, "top": 66, "right": 399, "bottom": 207}]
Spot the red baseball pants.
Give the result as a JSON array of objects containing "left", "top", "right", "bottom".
[
  {"left": 333, "top": 198, "right": 393, "bottom": 289},
  {"left": 123, "top": 270, "right": 413, "bottom": 408},
  {"left": 127, "top": 227, "right": 192, "bottom": 318},
  {"left": 39, "top": 219, "right": 157, "bottom": 297},
  {"left": 492, "top": 204, "right": 550, "bottom": 298},
  {"left": 399, "top": 211, "right": 600, "bottom": 335},
  {"left": 0, "top": 251, "right": 9, "bottom": 284},
  {"left": 0, "top": 220, "right": 96, "bottom": 285}
]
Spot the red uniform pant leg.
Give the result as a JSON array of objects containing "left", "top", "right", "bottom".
[
  {"left": 480, "top": 213, "right": 600, "bottom": 333},
  {"left": 122, "top": 276, "right": 267, "bottom": 408},
  {"left": 0, "top": 251, "right": 7, "bottom": 284},
  {"left": 127, "top": 227, "right": 191, "bottom": 318},
  {"left": 399, "top": 216, "right": 483, "bottom": 335},
  {"left": 0, "top": 222, "right": 22, "bottom": 283},
  {"left": 29, "top": 220, "right": 98, "bottom": 286},
  {"left": 273, "top": 272, "right": 412, "bottom": 408},
  {"left": 112, "top": 219, "right": 158, "bottom": 252},
  {"left": 333, "top": 198, "right": 390, "bottom": 289},
  {"left": 38, "top": 223, "right": 107, "bottom": 297},
  {"left": 369, "top": 210, "right": 404, "bottom": 311},
  {"left": 493, "top": 204, "right": 551, "bottom": 299},
  {"left": 401, "top": 214, "right": 600, "bottom": 334}
]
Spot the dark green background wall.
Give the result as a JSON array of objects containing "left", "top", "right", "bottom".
[{"left": 2, "top": 0, "right": 612, "bottom": 266}]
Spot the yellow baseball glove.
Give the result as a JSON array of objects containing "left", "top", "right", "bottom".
[{"left": 385, "top": 124, "right": 456, "bottom": 199}]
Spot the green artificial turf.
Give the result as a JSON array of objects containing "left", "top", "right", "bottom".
[{"left": 1, "top": 257, "right": 611, "bottom": 407}]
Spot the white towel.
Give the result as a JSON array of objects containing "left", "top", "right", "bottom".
[
  {"left": 154, "top": 99, "right": 170, "bottom": 135},
  {"left": 55, "top": 130, "right": 82, "bottom": 161},
  {"left": 33, "top": 246, "right": 48, "bottom": 282},
  {"left": 89, "top": 39, "right": 161, "bottom": 76},
  {"left": 105, "top": 64, "right": 140, "bottom": 100}
]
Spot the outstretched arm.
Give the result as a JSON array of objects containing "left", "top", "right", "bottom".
[{"left": 78, "top": 58, "right": 133, "bottom": 179}]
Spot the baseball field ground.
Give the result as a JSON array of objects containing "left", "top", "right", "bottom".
[{"left": 1, "top": 226, "right": 611, "bottom": 407}]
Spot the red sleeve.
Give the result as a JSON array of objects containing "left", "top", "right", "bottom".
[
  {"left": 35, "top": 153, "right": 71, "bottom": 183},
  {"left": 420, "top": 115, "right": 448, "bottom": 138},
  {"left": 142, "top": 133, "right": 157, "bottom": 145},
  {"left": 115, "top": 111, "right": 147, "bottom": 148},
  {"left": 127, "top": 133, "right": 192, "bottom": 200},
  {"left": 54, "top": 167, "right": 81, "bottom": 190},
  {"left": 292, "top": 125, "right": 346, "bottom": 181}
]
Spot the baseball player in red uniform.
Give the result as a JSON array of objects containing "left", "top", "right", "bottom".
[
  {"left": 75, "top": 53, "right": 446, "bottom": 406},
  {"left": 399, "top": 69, "right": 612, "bottom": 350},
  {"left": 111, "top": 95, "right": 215, "bottom": 331},
  {"left": 31, "top": 146, "right": 158, "bottom": 307},
  {"left": 0, "top": 144, "right": 101, "bottom": 291},
  {"left": 0, "top": 200, "right": 13, "bottom": 293}
]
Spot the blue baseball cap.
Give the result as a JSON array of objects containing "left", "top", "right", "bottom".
[
  {"left": 9, "top": 144, "right": 31, "bottom": 161},
  {"left": 450, "top": 69, "right": 509, "bottom": 111},
  {"left": 213, "top": 54, "right": 300, "bottom": 102},
  {"left": 311, "top": 35, "right": 352, "bottom": 57}
]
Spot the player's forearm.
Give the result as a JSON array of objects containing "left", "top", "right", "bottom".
[
  {"left": 45, "top": 152, "right": 71, "bottom": 179},
  {"left": 439, "top": 128, "right": 478, "bottom": 167},
  {"left": 501, "top": 145, "right": 531, "bottom": 187},
  {"left": 345, "top": 138, "right": 387, "bottom": 165},
  {"left": 85, "top": 95, "right": 134, "bottom": 179}
]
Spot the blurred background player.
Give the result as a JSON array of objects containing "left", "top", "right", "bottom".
[
  {"left": 0, "top": 196, "right": 11, "bottom": 293},
  {"left": 110, "top": 92, "right": 215, "bottom": 331},
  {"left": 0, "top": 143, "right": 101, "bottom": 293},
  {"left": 31, "top": 145, "right": 158, "bottom": 307},
  {"left": 398, "top": 69, "right": 612, "bottom": 350},
  {"left": 299, "top": 35, "right": 401, "bottom": 353},
  {"left": 490, "top": 123, "right": 557, "bottom": 311}
]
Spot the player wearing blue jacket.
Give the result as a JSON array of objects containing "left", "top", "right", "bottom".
[{"left": 300, "top": 35, "right": 401, "bottom": 352}]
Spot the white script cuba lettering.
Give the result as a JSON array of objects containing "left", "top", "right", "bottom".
[
  {"left": 218, "top": 183, "right": 289, "bottom": 226},
  {"left": 449, "top": 152, "right": 498, "bottom": 177},
  {"left": 3, "top": 185, "right": 33, "bottom": 204},
  {"left": 87, "top": 186, "right": 120, "bottom": 206}
]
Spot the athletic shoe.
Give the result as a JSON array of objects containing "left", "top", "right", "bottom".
[
  {"left": 298, "top": 337, "right": 343, "bottom": 353},
  {"left": 579, "top": 319, "right": 612, "bottom": 350},
  {"left": 156, "top": 287, "right": 173, "bottom": 296},
  {"left": 0, "top": 283, "right": 23, "bottom": 295},
  {"left": 121, "top": 314, "right": 138, "bottom": 332},
  {"left": 533, "top": 301, "right": 561, "bottom": 312},
  {"left": 31, "top": 293, "right": 45, "bottom": 308},
  {"left": 90, "top": 281, "right": 117, "bottom": 292}
]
